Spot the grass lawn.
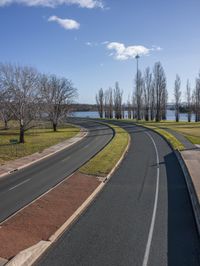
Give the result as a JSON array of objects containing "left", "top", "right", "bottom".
[
  {"left": 80, "top": 124, "right": 129, "bottom": 177},
  {"left": 105, "top": 118, "right": 200, "bottom": 149},
  {"left": 139, "top": 124, "right": 184, "bottom": 150},
  {"left": 135, "top": 120, "right": 200, "bottom": 145},
  {"left": 0, "top": 122, "right": 80, "bottom": 164}
]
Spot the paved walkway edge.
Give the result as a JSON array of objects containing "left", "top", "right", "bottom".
[
  {"left": 175, "top": 150, "right": 200, "bottom": 237},
  {"left": 0, "top": 127, "right": 88, "bottom": 179},
  {"left": 6, "top": 129, "right": 131, "bottom": 266}
]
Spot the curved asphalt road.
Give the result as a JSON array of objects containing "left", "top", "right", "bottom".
[
  {"left": 37, "top": 120, "right": 200, "bottom": 266},
  {"left": 0, "top": 119, "right": 113, "bottom": 223}
]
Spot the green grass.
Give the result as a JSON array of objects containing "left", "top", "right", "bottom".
[
  {"left": 112, "top": 118, "right": 200, "bottom": 147},
  {"left": 0, "top": 122, "right": 80, "bottom": 164},
  {"left": 80, "top": 124, "right": 129, "bottom": 177},
  {"left": 134, "top": 120, "right": 200, "bottom": 145},
  {"left": 142, "top": 125, "right": 184, "bottom": 150}
]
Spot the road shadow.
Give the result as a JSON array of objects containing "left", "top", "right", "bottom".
[{"left": 164, "top": 152, "right": 200, "bottom": 266}]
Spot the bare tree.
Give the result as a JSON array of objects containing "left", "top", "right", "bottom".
[
  {"left": 0, "top": 63, "right": 40, "bottom": 143},
  {"left": 134, "top": 70, "right": 143, "bottom": 120},
  {"left": 186, "top": 79, "right": 192, "bottom": 122},
  {"left": 114, "top": 82, "right": 123, "bottom": 119},
  {"left": 161, "top": 87, "right": 168, "bottom": 120},
  {"left": 150, "top": 83, "right": 155, "bottom": 121},
  {"left": 174, "top": 74, "right": 181, "bottom": 122},
  {"left": 194, "top": 73, "right": 200, "bottom": 122},
  {"left": 127, "top": 94, "right": 132, "bottom": 119},
  {"left": 143, "top": 67, "right": 152, "bottom": 121},
  {"left": 108, "top": 87, "right": 113, "bottom": 119},
  {"left": 40, "top": 74, "right": 77, "bottom": 132},
  {"left": 96, "top": 88, "right": 104, "bottom": 118},
  {"left": 132, "top": 93, "right": 137, "bottom": 119},
  {"left": 0, "top": 90, "right": 13, "bottom": 129},
  {"left": 153, "top": 62, "right": 167, "bottom": 122},
  {"left": 104, "top": 89, "right": 109, "bottom": 118}
]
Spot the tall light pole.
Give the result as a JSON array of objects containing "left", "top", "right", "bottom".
[
  {"left": 135, "top": 54, "right": 140, "bottom": 75},
  {"left": 135, "top": 54, "right": 140, "bottom": 120}
]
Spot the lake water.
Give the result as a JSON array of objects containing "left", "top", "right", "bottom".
[{"left": 73, "top": 110, "right": 196, "bottom": 122}]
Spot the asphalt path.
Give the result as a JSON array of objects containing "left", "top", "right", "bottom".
[
  {"left": 37, "top": 120, "right": 200, "bottom": 266},
  {"left": 0, "top": 119, "right": 113, "bottom": 223}
]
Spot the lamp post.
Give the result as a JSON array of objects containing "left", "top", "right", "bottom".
[
  {"left": 135, "top": 54, "right": 140, "bottom": 120},
  {"left": 135, "top": 54, "right": 140, "bottom": 75}
]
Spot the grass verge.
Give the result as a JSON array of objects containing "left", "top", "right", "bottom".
[
  {"left": 80, "top": 124, "right": 129, "bottom": 177},
  {"left": 142, "top": 125, "right": 184, "bottom": 150},
  {"left": 0, "top": 124, "right": 80, "bottom": 164},
  {"left": 105, "top": 119, "right": 185, "bottom": 150}
]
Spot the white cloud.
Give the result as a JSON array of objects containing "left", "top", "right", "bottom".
[
  {"left": 0, "top": 0, "right": 104, "bottom": 8},
  {"left": 48, "top": 15, "right": 80, "bottom": 30},
  {"left": 106, "top": 42, "right": 162, "bottom": 60}
]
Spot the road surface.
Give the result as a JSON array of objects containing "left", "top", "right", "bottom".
[
  {"left": 0, "top": 119, "right": 113, "bottom": 222},
  {"left": 37, "top": 121, "right": 200, "bottom": 266}
]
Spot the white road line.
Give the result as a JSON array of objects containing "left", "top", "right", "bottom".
[
  {"left": 9, "top": 178, "right": 31, "bottom": 191},
  {"left": 142, "top": 132, "right": 160, "bottom": 266}
]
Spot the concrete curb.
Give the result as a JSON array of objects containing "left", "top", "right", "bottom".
[
  {"left": 174, "top": 151, "right": 200, "bottom": 237},
  {"left": 6, "top": 241, "right": 51, "bottom": 266},
  {"left": 0, "top": 128, "right": 87, "bottom": 179},
  {"left": 5, "top": 127, "right": 131, "bottom": 266},
  {"left": 0, "top": 258, "right": 8, "bottom": 266}
]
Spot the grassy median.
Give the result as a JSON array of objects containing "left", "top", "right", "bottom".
[
  {"left": 0, "top": 122, "right": 80, "bottom": 164},
  {"left": 80, "top": 124, "right": 129, "bottom": 177}
]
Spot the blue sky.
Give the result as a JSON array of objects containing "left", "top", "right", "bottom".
[{"left": 0, "top": 0, "right": 200, "bottom": 103}]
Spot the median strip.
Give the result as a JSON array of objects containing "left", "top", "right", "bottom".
[{"left": 1, "top": 123, "right": 130, "bottom": 265}]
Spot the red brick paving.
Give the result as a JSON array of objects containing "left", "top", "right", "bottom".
[{"left": 0, "top": 172, "right": 99, "bottom": 260}]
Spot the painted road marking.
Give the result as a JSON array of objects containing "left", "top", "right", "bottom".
[
  {"left": 9, "top": 178, "right": 31, "bottom": 191},
  {"left": 142, "top": 132, "right": 160, "bottom": 266}
]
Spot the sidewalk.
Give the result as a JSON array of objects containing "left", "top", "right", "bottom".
[
  {"left": 162, "top": 127, "right": 197, "bottom": 150},
  {"left": 181, "top": 149, "right": 200, "bottom": 201},
  {"left": 0, "top": 129, "right": 87, "bottom": 179},
  {"left": 159, "top": 128, "right": 200, "bottom": 234}
]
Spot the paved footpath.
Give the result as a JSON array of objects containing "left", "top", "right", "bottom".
[
  {"left": 162, "top": 127, "right": 200, "bottom": 235},
  {"left": 163, "top": 128, "right": 200, "bottom": 205},
  {"left": 181, "top": 149, "right": 200, "bottom": 202},
  {"left": 162, "top": 127, "right": 197, "bottom": 150},
  {"left": 0, "top": 129, "right": 86, "bottom": 178}
]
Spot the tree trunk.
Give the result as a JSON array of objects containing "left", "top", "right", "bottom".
[
  {"left": 188, "top": 113, "right": 191, "bottom": 122},
  {"left": 53, "top": 123, "right": 57, "bottom": 132},
  {"left": 176, "top": 114, "right": 179, "bottom": 122},
  {"left": 20, "top": 125, "right": 25, "bottom": 143},
  {"left": 4, "top": 120, "right": 8, "bottom": 130}
]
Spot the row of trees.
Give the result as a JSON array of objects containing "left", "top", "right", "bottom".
[
  {"left": 96, "top": 61, "right": 200, "bottom": 123},
  {"left": 96, "top": 62, "right": 167, "bottom": 122},
  {"left": 0, "top": 63, "right": 77, "bottom": 143},
  {"left": 174, "top": 74, "right": 200, "bottom": 122}
]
